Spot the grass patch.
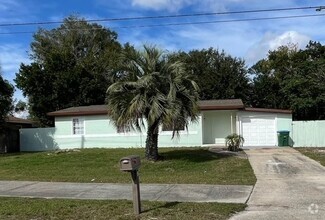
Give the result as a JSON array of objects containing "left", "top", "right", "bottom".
[
  {"left": 0, "top": 147, "right": 256, "bottom": 185},
  {"left": 0, "top": 197, "right": 245, "bottom": 220},
  {"left": 296, "top": 147, "right": 325, "bottom": 166}
]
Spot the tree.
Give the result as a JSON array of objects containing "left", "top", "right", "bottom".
[
  {"left": 15, "top": 16, "right": 122, "bottom": 126},
  {"left": 0, "top": 72, "right": 14, "bottom": 123},
  {"left": 107, "top": 46, "right": 199, "bottom": 161},
  {"left": 283, "top": 42, "right": 325, "bottom": 120},
  {"left": 14, "top": 100, "right": 27, "bottom": 113},
  {"left": 249, "top": 44, "right": 298, "bottom": 109},
  {"left": 170, "top": 48, "right": 251, "bottom": 103},
  {"left": 13, "top": 100, "right": 29, "bottom": 119},
  {"left": 250, "top": 42, "right": 325, "bottom": 120}
]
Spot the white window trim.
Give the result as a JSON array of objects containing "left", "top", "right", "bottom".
[
  {"left": 116, "top": 126, "right": 131, "bottom": 134},
  {"left": 72, "top": 117, "right": 85, "bottom": 135},
  {"left": 160, "top": 130, "right": 198, "bottom": 136},
  {"left": 161, "top": 123, "right": 186, "bottom": 132}
]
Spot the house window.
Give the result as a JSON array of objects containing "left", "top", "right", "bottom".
[
  {"left": 162, "top": 123, "right": 185, "bottom": 131},
  {"left": 72, "top": 118, "right": 84, "bottom": 135},
  {"left": 117, "top": 126, "right": 131, "bottom": 133}
]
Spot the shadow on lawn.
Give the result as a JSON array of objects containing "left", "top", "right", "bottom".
[
  {"left": 0, "top": 152, "right": 41, "bottom": 158},
  {"left": 142, "top": 201, "right": 180, "bottom": 213},
  {"left": 160, "top": 148, "right": 231, "bottom": 163}
]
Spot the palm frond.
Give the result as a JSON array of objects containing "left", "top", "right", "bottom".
[{"left": 107, "top": 44, "right": 200, "bottom": 140}]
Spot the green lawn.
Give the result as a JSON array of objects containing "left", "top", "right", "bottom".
[
  {"left": 0, "top": 197, "right": 245, "bottom": 220},
  {"left": 296, "top": 147, "right": 325, "bottom": 166},
  {"left": 0, "top": 147, "right": 256, "bottom": 185}
]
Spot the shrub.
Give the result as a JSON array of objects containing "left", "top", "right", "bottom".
[{"left": 225, "top": 133, "right": 244, "bottom": 152}]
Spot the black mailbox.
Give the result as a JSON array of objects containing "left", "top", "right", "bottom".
[
  {"left": 120, "top": 155, "right": 141, "bottom": 171},
  {"left": 119, "top": 155, "right": 142, "bottom": 215}
]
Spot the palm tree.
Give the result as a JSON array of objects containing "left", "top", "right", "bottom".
[
  {"left": 107, "top": 45, "right": 199, "bottom": 161},
  {"left": 225, "top": 133, "right": 244, "bottom": 152}
]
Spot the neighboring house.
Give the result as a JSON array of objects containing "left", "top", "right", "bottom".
[
  {"left": 0, "top": 116, "right": 35, "bottom": 153},
  {"left": 20, "top": 99, "right": 292, "bottom": 151}
]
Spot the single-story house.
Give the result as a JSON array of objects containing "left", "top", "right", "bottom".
[{"left": 20, "top": 99, "right": 292, "bottom": 151}]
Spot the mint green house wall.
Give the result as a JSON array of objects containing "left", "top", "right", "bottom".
[
  {"left": 20, "top": 115, "right": 203, "bottom": 151},
  {"left": 54, "top": 115, "right": 144, "bottom": 149},
  {"left": 277, "top": 114, "right": 292, "bottom": 132},
  {"left": 20, "top": 110, "right": 295, "bottom": 151},
  {"left": 277, "top": 113, "right": 293, "bottom": 146}
]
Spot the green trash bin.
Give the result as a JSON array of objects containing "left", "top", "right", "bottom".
[{"left": 277, "top": 130, "right": 290, "bottom": 146}]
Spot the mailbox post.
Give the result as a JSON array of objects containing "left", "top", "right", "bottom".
[
  {"left": 130, "top": 170, "right": 141, "bottom": 215},
  {"left": 120, "top": 155, "right": 141, "bottom": 215}
]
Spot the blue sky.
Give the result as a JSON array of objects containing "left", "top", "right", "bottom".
[{"left": 1, "top": 0, "right": 325, "bottom": 103}]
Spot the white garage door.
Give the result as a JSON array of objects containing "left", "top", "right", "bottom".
[{"left": 241, "top": 116, "right": 276, "bottom": 147}]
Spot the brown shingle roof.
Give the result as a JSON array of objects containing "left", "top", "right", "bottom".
[
  {"left": 198, "top": 99, "right": 244, "bottom": 110},
  {"left": 48, "top": 105, "right": 108, "bottom": 117},
  {"left": 244, "top": 107, "right": 292, "bottom": 114},
  {"left": 47, "top": 99, "right": 245, "bottom": 117},
  {"left": 6, "top": 116, "right": 34, "bottom": 125}
]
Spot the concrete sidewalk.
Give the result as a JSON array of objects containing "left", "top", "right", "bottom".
[{"left": 0, "top": 180, "right": 252, "bottom": 203}]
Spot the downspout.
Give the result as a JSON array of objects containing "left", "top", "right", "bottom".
[
  {"left": 201, "top": 112, "right": 204, "bottom": 146},
  {"left": 230, "top": 113, "right": 233, "bottom": 134}
]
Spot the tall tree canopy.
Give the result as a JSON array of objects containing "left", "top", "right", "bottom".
[
  {"left": 107, "top": 46, "right": 199, "bottom": 161},
  {"left": 15, "top": 16, "right": 122, "bottom": 126},
  {"left": 250, "top": 42, "right": 325, "bottom": 120},
  {"left": 0, "top": 71, "right": 14, "bottom": 123},
  {"left": 171, "top": 48, "right": 251, "bottom": 103}
]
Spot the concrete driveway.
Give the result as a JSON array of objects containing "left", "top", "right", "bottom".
[{"left": 231, "top": 147, "right": 325, "bottom": 220}]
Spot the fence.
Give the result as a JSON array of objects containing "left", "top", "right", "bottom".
[
  {"left": 292, "top": 120, "right": 325, "bottom": 147},
  {"left": 20, "top": 128, "right": 58, "bottom": 151}
]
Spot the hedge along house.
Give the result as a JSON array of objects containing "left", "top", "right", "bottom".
[{"left": 20, "top": 99, "right": 292, "bottom": 151}]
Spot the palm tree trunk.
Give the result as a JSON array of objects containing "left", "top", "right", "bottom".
[{"left": 145, "top": 121, "right": 160, "bottom": 161}]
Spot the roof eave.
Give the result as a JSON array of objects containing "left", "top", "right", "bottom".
[
  {"left": 199, "top": 105, "right": 245, "bottom": 111},
  {"left": 244, "top": 108, "right": 292, "bottom": 114},
  {"left": 47, "top": 110, "right": 108, "bottom": 117}
]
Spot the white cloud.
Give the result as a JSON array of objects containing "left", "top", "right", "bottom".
[
  {"left": 97, "top": 0, "right": 230, "bottom": 13},
  {"left": 0, "top": 44, "right": 30, "bottom": 81},
  {"left": 13, "top": 109, "right": 29, "bottom": 119},
  {"left": 246, "top": 31, "right": 310, "bottom": 65},
  {"left": 131, "top": 0, "right": 192, "bottom": 12},
  {"left": 130, "top": 0, "right": 227, "bottom": 12},
  {"left": 269, "top": 31, "right": 310, "bottom": 50},
  {"left": 0, "top": 43, "right": 29, "bottom": 103},
  {"left": 0, "top": 0, "right": 20, "bottom": 11},
  {"left": 0, "top": 0, "right": 27, "bottom": 23},
  {"left": 130, "top": 0, "right": 299, "bottom": 12},
  {"left": 173, "top": 21, "right": 260, "bottom": 58}
]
